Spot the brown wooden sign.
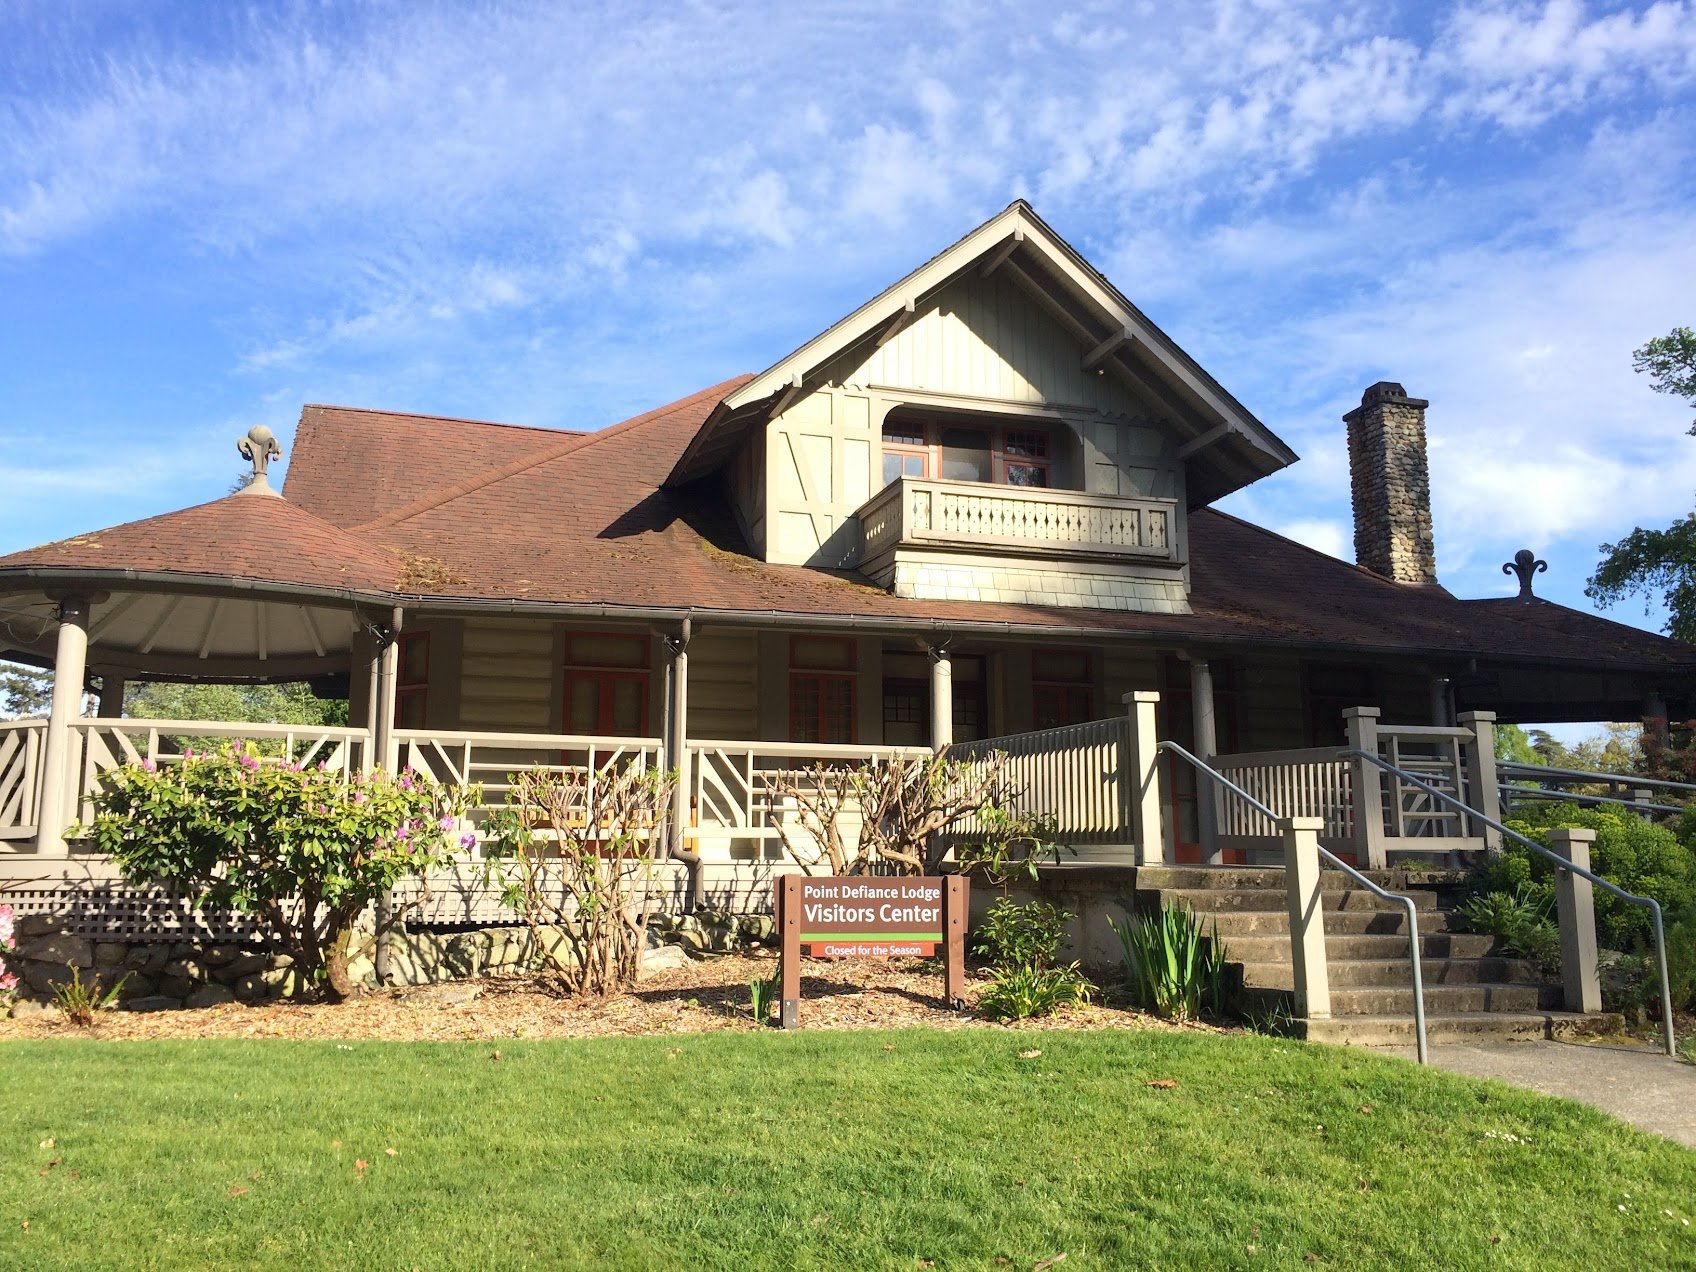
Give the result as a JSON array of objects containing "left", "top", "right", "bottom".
[{"left": 776, "top": 874, "right": 968, "bottom": 1029}]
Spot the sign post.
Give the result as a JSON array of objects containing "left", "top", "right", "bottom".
[{"left": 777, "top": 873, "right": 969, "bottom": 1028}]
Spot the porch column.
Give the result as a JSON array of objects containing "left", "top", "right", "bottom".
[
  {"left": 666, "top": 622, "right": 692, "bottom": 860},
  {"left": 1124, "top": 691, "right": 1164, "bottom": 865},
  {"left": 1457, "top": 710, "right": 1502, "bottom": 851},
  {"left": 1644, "top": 691, "right": 1670, "bottom": 751},
  {"left": 96, "top": 674, "right": 126, "bottom": 719},
  {"left": 1189, "top": 658, "right": 1222, "bottom": 865},
  {"left": 1343, "top": 706, "right": 1387, "bottom": 870},
  {"left": 372, "top": 607, "right": 402, "bottom": 986},
  {"left": 35, "top": 595, "right": 91, "bottom": 857},
  {"left": 1427, "top": 675, "right": 1453, "bottom": 727},
  {"left": 929, "top": 647, "right": 953, "bottom": 751},
  {"left": 375, "top": 607, "right": 402, "bottom": 774},
  {"left": 1549, "top": 828, "right": 1602, "bottom": 1013}
]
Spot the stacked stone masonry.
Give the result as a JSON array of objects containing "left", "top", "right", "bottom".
[{"left": 1345, "top": 381, "right": 1438, "bottom": 586}]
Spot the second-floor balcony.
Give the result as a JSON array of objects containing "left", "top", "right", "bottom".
[{"left": 856, "top": 476, "right": 1183, "bottom": 573}]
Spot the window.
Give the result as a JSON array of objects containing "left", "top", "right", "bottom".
[
  {"left": 1031, "top": 649, "right": 1092, "bottom": 729},
  {"left": 1305, "top": 664, "right": 1377, "bottom": 747},
  {"left": 880, "top": 651, "right": 988, "bottom": 745},
  {"left": 879, "top": 415, "right": 1058, "bottom": 490},
  {"left": 1001, "top": 430, "right": 1050, "bottom": 488},
  {"left": 789, "top": 636, "right": 856, "bottom": 744},
  {"left": 563, "top": 632, "right": 651, "bottom": 736},
  {"left": 881, "top": 421, "right": 929, "bottom": 486},
  {"left": 394, "top": 631, "right": 429, "bottom": 728}
]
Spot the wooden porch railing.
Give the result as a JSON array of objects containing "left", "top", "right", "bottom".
[
  {"left": 950, "top": 715, "right": 1136, "bottom": 845},
  {"left": 1211, "top": 746, "right": 1353, "bottom": 849},
  {"left": 0, "top": 718, "right": 46, "bottom": 844},
  {"left": 684, "top": 739, "right": 932, "bottom": 855},
  {"left": 394, "top": 728, "right": 664, "bottom": 843}
]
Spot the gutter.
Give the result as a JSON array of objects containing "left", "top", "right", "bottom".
[{"left": 3, "top": 567, "right": 1692, "bottom": 677}]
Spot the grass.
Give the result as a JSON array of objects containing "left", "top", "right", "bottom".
[{"left": 2, "top": 1030, "right": 1694, "bottom": 1270}]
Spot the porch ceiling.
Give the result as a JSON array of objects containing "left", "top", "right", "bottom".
[{"left": 0, "top": 588, "right": 364, "bottom": 680}]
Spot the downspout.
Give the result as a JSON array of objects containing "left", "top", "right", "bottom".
[{"left": 664, "top": 619, "right": 703, "bottom": 911}]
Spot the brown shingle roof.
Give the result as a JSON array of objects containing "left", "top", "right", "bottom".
[
  {"left": 5, "top": 378, "right": 1693, "bottom": 677},
  {"left": 0, "top": 492, "right": 401, "bottom": 595},
  {"left": 284, "top": 404, "right": 578, "bottom": 528}
]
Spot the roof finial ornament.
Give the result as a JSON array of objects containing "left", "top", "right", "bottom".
[
  {"left": 1503, "top": 548, "right": 1547, "bottom": 598},
  {"left": 237, "top": 425, "right": 282, "bottom": 495}
]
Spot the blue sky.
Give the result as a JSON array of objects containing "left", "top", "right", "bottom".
[{"left": 3, "top": 0, "right": 1695, "bottom": 647}]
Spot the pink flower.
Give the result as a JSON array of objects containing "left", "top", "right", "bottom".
[
  {"left": 438, "top": 816, "right": 455, "bottom": 832},
  {"left": 140, "top": 759, "right": 157, "bottom": 774},
  {"left": 458, "top": 831, "right": 478, "bottom": 851},
  {"left": 239, "top": 753, "right": 261, "bottom": 772}
]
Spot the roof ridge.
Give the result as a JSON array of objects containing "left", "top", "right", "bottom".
[
  {"left": 1196, "top": 506, "right": 1454, "bottom": 595},
  {"left": 352, "top": 375, "right": 752, "bottom": 532},
  {"left": 301, "top": 403, "right": 581, "bottom": 436}
]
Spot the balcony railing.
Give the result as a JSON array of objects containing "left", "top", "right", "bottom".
[{"left": 857, "top": 476, "right": 1181, "bottom": 566}]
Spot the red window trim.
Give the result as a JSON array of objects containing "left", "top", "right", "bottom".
[
  {"left": 788, "top": 635, "right": 857, "bottom": 744},
  {"left": 880, "top": 415, "right": 1056, "bottom": 489},
  {"left": 1031, "top": 648, "right": 1093, "bottom": 729},
  {"left": 393, "top": 631, "right": 430, "bottom": 728},
  {"left": 562, "top": 631, "right": 653, "bottom": 737}
]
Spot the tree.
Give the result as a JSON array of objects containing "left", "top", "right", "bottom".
[
  {"left": 0, "top": 663, "right": 52, "bottom": 718},
  {"left": 126, "top": 680, "right": 347, "bottom": 727},
  {"left": 1587, "top": 326, "right": 1696, "bottom": 640},
  {"left": 1494, "top": 723, "right": 1545, "bottom": 767}
]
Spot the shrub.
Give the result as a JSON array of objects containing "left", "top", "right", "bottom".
[
  {"left": 1455, "top": 886, "right": 1563, "bottom": 973},
  {"left": 977, "top": 964, "right": 1093, "bottom": 1021},
  {"left": 482, "top": 764, "right": 677, "bottom": 997},
  {"left": 0, "top": 904, "right": 17, "bottom": 1000},
  {"left": 82, "top": 746, "right": 475, "bottom": 1000},
  {"left": 1110, "top": 903, "right": 1225, "bottom": 1021},
  {"left": 955, "top": 806, "right": 1063, "bottom": 889},
  {"left": 53, "top": 968, "right": 127, "bottom": 1027},
  {"left": 1498, "top": 803, "right": 1696, "bottom": 951},
  {"left": 973, "top": 897, "right": 1069, "bottom": 973}
]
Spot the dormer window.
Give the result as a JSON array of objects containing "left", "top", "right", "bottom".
[{"left": 880, "top": 415, "right": 1054, "bottom": 490}]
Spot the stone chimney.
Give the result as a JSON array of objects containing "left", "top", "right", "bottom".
[{"left": 1344, "top": 381, "right": 1437, "bottom": 584}]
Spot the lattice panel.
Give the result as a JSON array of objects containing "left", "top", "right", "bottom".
[{"left": 1, "top": 884, "right": 261, "bottom": 943}]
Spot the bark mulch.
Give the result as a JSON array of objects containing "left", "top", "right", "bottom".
[{"left": 0, "top": 954, "right": 1228, "bottom": 1043}]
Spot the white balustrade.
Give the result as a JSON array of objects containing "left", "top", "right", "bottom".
[
  {"left": 1211, "top": 747, "right": 1354, "bottom": 847},
  {"left": 856, "top": 477, "right": 1180, "bottom": 564},
  {"left": 950, "top": 716, "right": 1136, "bottom": 845}
]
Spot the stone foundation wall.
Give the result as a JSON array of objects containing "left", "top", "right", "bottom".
[{"left": 4, "top": 908, "right": 778, "bottom": 1017}]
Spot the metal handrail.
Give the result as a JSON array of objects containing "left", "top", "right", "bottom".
[
  {"left": 1345, "top": 748, "right": 1676, "bottom": 1057},
  {"left": 1500, "top": 785, "right": 1685, "bottom": 817},
  {"left": 1159, "top": 741, "right": 1429, "bottom": 1064},
  {"left": 1498, "top": 760, "right": 1696, "bottom": 797}
]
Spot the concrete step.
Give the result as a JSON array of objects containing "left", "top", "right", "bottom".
[
  {"left": 1301, "top": 1010, "right": 1625, "bottom": 1047},
  {"left": 1236, "top": 956, "right": 1544, "bottom": 990},
  {"left": 1198, "top": 908, "right": 1459, "bottom": 937},
  {"left": 1154, "top": 886, "right": 1438, "bottom": 914},
  {"left": 1328, "top": 981, "right": 1563, "bottom": 1016},
  {"left": 1135, "top": 866, "right": 1422, "bottom": 892},
  {"left": 1218, "top": 931, "right": 1496, "bottom": 963}
]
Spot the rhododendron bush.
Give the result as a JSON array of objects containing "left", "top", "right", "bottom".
[
  {"left": 81, "top": 746, "right": 476, "bottom": 1001},
  {"left": 0, "top": 904, "right": 18, "bottom": 998}
]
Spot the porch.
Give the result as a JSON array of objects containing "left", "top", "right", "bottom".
[{"left": 0, "top": 690, "right": 1503, "bottom": 932}]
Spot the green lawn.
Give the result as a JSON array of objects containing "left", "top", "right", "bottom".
[{"left": 2, "top": 1030, "right": 1693, "bottom": 1270}]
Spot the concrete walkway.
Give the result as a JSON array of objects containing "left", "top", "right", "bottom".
[{"left": 1382, "top": 1039, "right": 1696, "bottom": 1147}]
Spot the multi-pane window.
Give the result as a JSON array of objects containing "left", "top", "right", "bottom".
[
  {"left": 881, "top": 421, "right": 929, "bottom": 486},
  {"left": 1031, "top": 649, "right": 1092, "bottom": 729},
  {"left": 1305, "top": 664, "right": 1377, "bottom": 747},
  {"left": 394, "top": 631, "right": 430, "bottom": 728},
  {"left": 563, "top": 632, "right": 650, "bottom": 737},
  {"left": 1002, "top": 430, "right": 1051, "bottom": 488},
  {"left": 879, "top": 415, "right": 1058, "bottom": 490},
  {"left": 789, "top": 636, "right": 856, "bottom": 744}
]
